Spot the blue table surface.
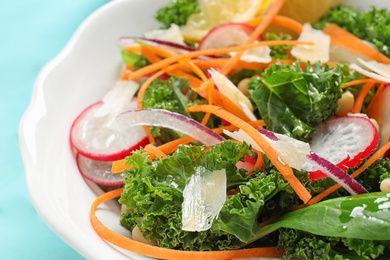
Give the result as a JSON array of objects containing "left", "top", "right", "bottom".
[{"left": 0, "top": 1, "right": 110, "bottom": 259}]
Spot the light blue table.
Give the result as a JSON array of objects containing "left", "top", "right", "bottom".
[{"left": 0, "top": 1, "right": 109, "bottom": 259}]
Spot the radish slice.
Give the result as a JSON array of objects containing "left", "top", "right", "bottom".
[
  {"left": 116, "top": 109, "right": 225, "bottom": 146},
  {"left": 224, "top": 127, "right": 367, "bottom": 195},
  {"left": 199, "top": 22, "right": 271, "bottom": 63},
  {"left": 76, "top": 153, "right": 124, "bottom": 186},
  {"left": 70, "top": 81, "right": 149, "bottom": 161},
  {"left": 306, "top": 115, "right": 379, "bottom": 179},
  {"left": 199, "top": 23, "right": 255, "bottom": 50},
  {"left": 304, "top": 152, "right": 367, "bottom": 195}
]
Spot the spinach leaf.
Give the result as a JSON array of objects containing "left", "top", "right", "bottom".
[{"left": 269, "top": 191, "right": 390, "bottom": 241}]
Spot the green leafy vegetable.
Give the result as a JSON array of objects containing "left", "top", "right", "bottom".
[
  {"left": 248, "top": 62, "right": 343, "bottom": 142},
  {"left": 121, "top": 48, "right": 150, "bottom": 71},
  {"left": 141, "top": 75, "right": 205, "bottom": 140},
  {"left": 269, "top": 191, "right": 390, "bottom": 241},
  {"left": 278, "top": 228, "right": 390, "bottom": 260},
  {"left": 119, "top": 141, "right": 295, "bottom": 250},
  {"left": 314, "top": 5, "right": 390, "bottom": 57},
  {"left": 156, "top": 0, "right": 200, "bottom": 28},
  {"left": 265, "top": 33, "right": 293, "bottom": 60}
]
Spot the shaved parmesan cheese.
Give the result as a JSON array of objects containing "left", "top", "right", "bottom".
[
  {"left": 94, "top": 80, "right": 139, "bottom": 128},
  {"left": 349, "top": 63, "right": 390, "bottom": 83},
  {"left": 234, "top": 44, "right": 272, "bottom": 63},
  {"left": 209, "top": 68, "right": 257, "bottom": 121},
  {"left": 144, "top": 24, "right": 185, "bottom": 45},
  {"left": 223, "top": 129, "right": 310, "bottom": 170},
  {"left": 358, "top": 58, "right": 390, "bottom": 80},
  {"left": 291, "top": 23, "right": 330, "bottom": 63},
  {"left": 182, "top": 167, "right": 226, "bottom": 232}
]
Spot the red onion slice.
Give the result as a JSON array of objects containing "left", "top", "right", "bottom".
[
  {"left": 117, "top": 109, "right": 225, "bottom": 146},
  {"left": 304, "top": 152, "right": 368, "bottom": 195},
  {"left": 119, "top": 36, "right": 196, "bottom": 52}
]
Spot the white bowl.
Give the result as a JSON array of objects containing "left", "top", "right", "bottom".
[{"left": 19, "top": 0, "right": 388, "bottom": 259}]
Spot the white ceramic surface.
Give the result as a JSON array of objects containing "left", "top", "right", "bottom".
[{"left": 19, "top": 0, "right": 388, "bottom": 259}]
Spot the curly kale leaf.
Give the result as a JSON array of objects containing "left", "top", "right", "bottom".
[
  {"left": 248, "top": 62, "right": 343, "bottom": 142},
  {"left": 119, "top": 141, "right": 293, "bottom": 250},
  {"left": 314, "top": 5, "right": 390, "bottom": 57},
  {"left": 141, "top": 75, "right": 204, "bottom": 139},
  {"left": 279, "top": 228, "right": 390, "bottom": 260},
  {"left": 265, "top": 33, "right": 293, "bottom": 60},
  {"left": 156, "top": 0, "right": 200, "bottom": 28}
]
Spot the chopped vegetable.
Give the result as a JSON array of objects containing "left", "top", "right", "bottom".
[
  {"left": 248, "top": 62, "right": 343, "bottom": 142},
  {"left": 155, "top": 0, "right": 200, "bottom": 28}
]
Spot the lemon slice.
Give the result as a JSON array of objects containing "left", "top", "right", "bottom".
[{"left": 181, "top": 0, "right": 268, "bottom": 43}]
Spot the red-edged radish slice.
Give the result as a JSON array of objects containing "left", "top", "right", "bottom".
[
  {"left": 70, "top": 81, "right": 149, "bottom": 161},
  {"left": 116, "top": 109, "right": 225, "bottom": 146},
  {"left": 199, "top": 22, "right": 271, "bottom": 63},
  {"left": 76, "top": 153, "right": 124, "bottom": 186},
  {"left": 224, "top": 127, "right": 367, "bottom": 195},
  {"left": 199, "top": 23, "right": 255, "bottom": 50},
  {"left": 307, "top": 115, "right": 379, "bottom": 180}
]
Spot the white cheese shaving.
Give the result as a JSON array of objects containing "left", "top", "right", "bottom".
[
  {"left": 291, "top": 23, "right": 330, "bottom": 63},
  {"left": 223, "top": 129, "right": 310, "bottom": 170},
  {"left": 357, "top": 57, "right": 390, "bottom": 79},
  {"left": 94, "top": 80, "right": 139, "bottom": 129},
  {"left": 144, "top": 23, "right": 185, "bottom": 45},
  {"left": 231, "top": 44, "right": 272, "bottom": 63},
  {"left": 182, "top": 167, "right": 226, "bottom": 232},
  {"left": 349, "top": 63, "right": 390, "bottom": 83},
  {"left": 209, "top": 68, "right": 257, "bottom": 121}
]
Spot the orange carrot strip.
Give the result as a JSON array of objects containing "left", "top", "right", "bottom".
[
  {"left": 323, "top": 24, "right": 390, "bottom": 64},
  {"left": 351, "top": 80, "right": 376, "bottom": 113},
  {"left": 250, "top": 150, "right": 264, "bottom": 173},
  {"left": 127, "top": 40, "right": 313, "bottom": 81},
  {"left": 142, "top": 45, "right": 208, "bottom": 81},
  {"left": 112, "top": 136, "right": 195, "bottom": 173},
  {"left": 144, "top": 144, "right": 167, "bottom": 159},
  {"left": 141, "top": 46, "right": 162, "bottom": 63},
  {"left": 247, "top": 15, "right": 303, "bottom": 33},
  {"left": 212, "top": 120, "right": 267, "bottom": 134},
  {"left": 186, "top": 105, "right": 311, "bottom": 203},
  {"left": 307, "top": 140, "right": 390, "bottom": 206},
  {"left": 91, "top": 188, "right": 284, "bottom": 259},
  {"left": 219, "top": 0, "right": 285, "bottom": 76},
  {"left": 343, "top": 78, "right": 384, "bottom": 89},
  {"left": 122, "top": 45, "right": 142, "bottom": 53},
  {"left": 366, "top": 83, "right": 386, "bottom": 125}
]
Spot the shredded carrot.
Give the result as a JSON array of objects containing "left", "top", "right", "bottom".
[
  {"left": 306, "top": 141, "right": 390, "bottom": 206},
  {"left": 247, "top": 15, "right": 303, "bottom": 34},
  {"left": 122, "top": 45, "right": 142, "bottom": 53},
  {"left": 366, "top": 83, "right": 387, "bottom": 125},
  {"left": 323, "top": 24, "right": 390, "bottom": 64},
  {"left": 250, "top": 150, "right": 264, "bottom": 173},
  {"left": 342, "top": 78, "right": 384, "bottom": 89},
  {"left": 141, "top": 46, "right": 162, "bottom": 63},
  {"left": 111, "top": 136, "right": 195, "bottom": 173},
  {"left": 186, "top": 104, "right": 311, "bottom": 203},
  {"left": 90, "top": 188, "right": 284, "bottom": 259},
  {"left": 219, "top": 0, "right": 286, "bottom": 76},
  {"left": 144, "top": 144, "right": 167, "bottom": 159},
  {"left": 126, "top": 40, "right": 313, "bottom": 81},
  {"left": 351, "top": 80, "right": 376, "bottom": 113}
]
